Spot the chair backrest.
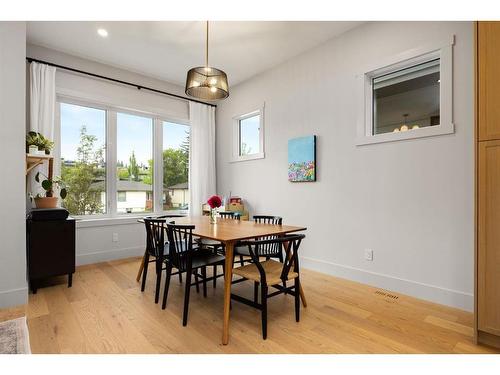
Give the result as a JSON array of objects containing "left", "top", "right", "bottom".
[
  {"left": 219, "top": 211, "right": 241, "bottom": 220},
  {"left": 165, "top": 223, "right": 196, "bottom": 272},
  {"left": 253, "top": 215, "right": 283, "bottom": 225},
  {"left": 252, "top": 215, "right": 283, "bottom": 258},
  {"left": 143, "top": 218, "right": 167, "bottom": 258},
  {"left": 143, "top": 215, "right": 184, "bottom": 258},
  {"left": 239, "top": 234, "right": 305, "bottom": 285}
]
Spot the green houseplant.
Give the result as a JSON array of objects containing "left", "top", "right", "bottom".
[
  {"left": 26, "top": 131, "right": 54, "bottom": 155},
  {"left": 33, "top": 172, "right": 68, "bottom": 208}
]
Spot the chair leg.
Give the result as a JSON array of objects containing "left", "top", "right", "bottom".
[
  {"left": 183, "top": 267, "right": 192, "bottom": 326},
  {"left": 213, "top": 265, "right": 217, "bottom": 288},
  {"left": 161, "top": 264, "right": 173, "bottom": 309},
  {"left": 239, "top": 255, "right": 245, "bottom": 267},
  {"left": 254, "top": 281, "right": 259, "bottom": 303},
  {"left": 141, "top": 253, "right": 150, "bottom": 292},
  {"left": 294, "top": 278, "right": 300, "bottom": 322},
  {"left": 154, "top": 259, "right": 163, "bottom": 304},
  {"left": 194, "top": 271, "right": 200, "bottom": 293},
  {"left": 202, "top": 266, "right": 207, "bottom": 297},
  {"left": 178, "top": 269, "right": 183, "bottom": 284},
  {"left": 261, "top": 284, "right": 268, "bottom": 340},
  {"left": 282, "top": 280, "right": 287, "bottom": 295}
]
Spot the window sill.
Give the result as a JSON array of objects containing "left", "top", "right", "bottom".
[
  {"left": 355, "top": 123, "right": 454, "bottom": 146},
  {"left": 74, "top": 211, "right": 188, "bottom": 228},
  {"left": 230, "top": 152, "right": 265, "bottom": 163},
  {"left": 75, "top": 216, "right": 145, "bottom": 228}
]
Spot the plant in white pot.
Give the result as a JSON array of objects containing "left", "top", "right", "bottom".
[
  {"left": 33, "top": 172, "right": 68, "bottom": 209},
  {"left": 26, "top": 131, "right": 54, "bottom": 155}
]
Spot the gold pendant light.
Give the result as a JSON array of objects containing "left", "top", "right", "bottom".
[{"left": 185, "top": 21, "right": 229, "bottom": 101}]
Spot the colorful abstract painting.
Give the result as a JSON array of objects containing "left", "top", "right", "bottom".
[{"left": 288, "top": 135, "right": 316, "bottom": 182}]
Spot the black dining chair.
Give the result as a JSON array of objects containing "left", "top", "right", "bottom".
[
  {"left": 233, "top": 215, "right": 284, "bottom": 265},
  {"left": 230, "top": 234, "right": 305, "bottom": 339},
  {"left": 162, "top": 223, "right": 225, "bottom": 326},
  {"left": 142, "top": 216, "right": 185, "bottom": 304}
]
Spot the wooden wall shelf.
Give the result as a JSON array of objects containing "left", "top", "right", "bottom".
[{"left": 26, "top": 154, "right": 53, "bottom": 178}]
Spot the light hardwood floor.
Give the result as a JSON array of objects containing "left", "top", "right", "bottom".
[{"left": 2, "top": 257, "right": 498, "bottom": 353}]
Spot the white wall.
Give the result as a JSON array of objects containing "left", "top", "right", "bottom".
[
  {"left": 27, "top": 44, "right": 189, "bottom": 266},
  {"left": 0, "top": 22, "right": 27, "bottom": 308},
  {"left": 216, "top": 22, "right": 474, "bottom": 310}
]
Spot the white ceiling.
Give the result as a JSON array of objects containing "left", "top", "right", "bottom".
[{"left": 27, "top": 21, "right": 363, "bottom": 87}]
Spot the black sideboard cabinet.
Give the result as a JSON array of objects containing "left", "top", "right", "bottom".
[{"left": 26, "top": 208, "right": 75, "bottom": 293}]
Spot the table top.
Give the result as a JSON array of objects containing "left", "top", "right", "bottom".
[{"left": 139, "top": 215, "right": 306, "bottom": 242}]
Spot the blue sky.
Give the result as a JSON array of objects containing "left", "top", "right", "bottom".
[
  {"left": 240, "top": 115, "right": 260, "bottom": 154},
  {"left": 60, "top": 103, "right": 189, "bottom": 165},
  {"left": 60, "top": 103, "right": 106, "bottom": 162}
]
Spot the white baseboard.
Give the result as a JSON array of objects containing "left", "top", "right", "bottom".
[
  {"left": 300, "top": 256, "right": 473, "bottom": 312},
  {"left": 77, "top": 246, "right": 144, "bottom": 266},
  {"left": 0, "top": 286, "right": 28, "bottom": 309}
]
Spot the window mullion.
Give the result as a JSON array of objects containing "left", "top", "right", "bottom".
[
  {"left": 153, "top": 118, "right": 163, "bottom": 213},
  {"left": 107, "top": 110, "right": 117, "bottom": 216}
]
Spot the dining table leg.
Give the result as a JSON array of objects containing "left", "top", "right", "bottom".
[
  {"left": 136, "top": 251, "right": 147, "bottom": 282},
  {"left": 222, "top": 240, "right": 235, "bottom": 345},
  {"left": 298, "top": 284, "right": 307, "bottom": 307}
]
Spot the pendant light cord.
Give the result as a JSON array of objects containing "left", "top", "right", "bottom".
[{"left": 205, "top": 21, "right": 209, "bottom": 68}]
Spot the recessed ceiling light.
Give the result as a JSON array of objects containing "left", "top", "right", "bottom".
[{"left": 97, "top": 28, "right": 108, "bottom": 38}]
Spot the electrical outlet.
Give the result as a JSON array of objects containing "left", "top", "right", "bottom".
[
  {"left": 364, "top": 249, "right": 373, "bottom": 261},
  {"left": 112, "top": 233, "right": 119, "bottom": 242}
]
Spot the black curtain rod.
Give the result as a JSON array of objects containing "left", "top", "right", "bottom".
[{"left": 26, "top": 57, "right": 217, "bottom": 108}]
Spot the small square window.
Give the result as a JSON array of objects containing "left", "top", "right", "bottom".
[
  {"left": 239, "top": 115, "right": 261, "bottom": 156},
  {"left": 117, "top": 191, "right": 127, "bottom": 202},
  {"left": 233, "top": 108, "right": 265, "bottom": 162},
  {"left": 356, "top": 39, "right": 454, "bottom": 146},
  {"left": 372, "top": 59, "right": 440, "bottom": 135}
]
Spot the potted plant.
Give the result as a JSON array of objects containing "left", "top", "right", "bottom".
[
  {"left": 26, "top": 131, "right": 54, "bottom": 155},
  {"left": 33, "top": 172, "right": 68, "bottom": 209}
]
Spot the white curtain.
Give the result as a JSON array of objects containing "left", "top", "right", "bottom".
[
  {"left": 29, "top": 62, "right": 56, "bottom": 196},
  {"left": 189, "top": 102, "right": 216, "bottom": 216}
]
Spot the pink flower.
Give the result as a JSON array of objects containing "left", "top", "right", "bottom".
[{"left": 207, "top": 195, "right": 222, "bottom": 209}]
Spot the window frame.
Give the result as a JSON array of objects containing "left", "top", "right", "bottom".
[
  {"left": 232, "top": 106, "right": 265, "bottom": 162},
  {"left": 356, "top": 36, "right": 454, "bottom": 146},
  {"left": 56, "top": 94, "right": 190, "bottom": 220}
]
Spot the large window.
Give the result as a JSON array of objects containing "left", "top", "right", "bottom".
[
  {"left": 116, "top": 112, "right": 153, "bottom": 214},
  {"left": 60, "top": 102, "right": 106, "bottom": 215},
  {"left": 58, "top": 99, "right": 189, "bottom": 217},
  {"left": 232, "top": 108, "right": 264, "bottom": 162},
  {"left": 163, "top": 121, "right": 190, "bottom": 211}
]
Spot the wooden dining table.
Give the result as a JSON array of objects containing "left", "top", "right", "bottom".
[{"left": 138, "top": 215, "right": 307, "bottom": 345}]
